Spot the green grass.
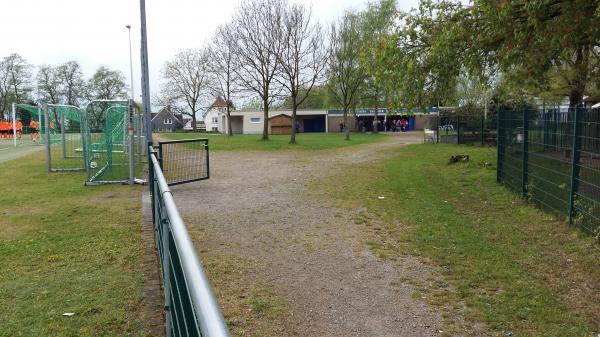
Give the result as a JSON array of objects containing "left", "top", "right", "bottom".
[
  {"left": 0, "top": 152, "right": 146, "bottom": 336},
  {"left": 320, "top": 143, "right": 600, "bottom": 336},
  {"left": 161, "top": 132, "right": 387, "bottom": 151}
]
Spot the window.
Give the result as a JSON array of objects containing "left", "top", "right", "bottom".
[
  {"left": 212, "top": 117, "right": 218, "bottom": 124},
  {"left": 164, "top": 118, "right": 172, "bottom": 125},
  {"left": 250, "top": 117, "right": 261, "bottom": 123}
]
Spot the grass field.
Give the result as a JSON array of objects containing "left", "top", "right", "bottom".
[
  {"left": 321, "top": 143, "right": 600, "bottom": 336},
  {"left": 0, "top": 152, "right": 146, "bottom": 337},
  {"left": 161, "top": 132, "right": 387, "bottom": 151}
]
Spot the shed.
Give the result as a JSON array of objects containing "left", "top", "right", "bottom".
[{"left": 269, "top": 114, "right": 293, "bottom": 135}]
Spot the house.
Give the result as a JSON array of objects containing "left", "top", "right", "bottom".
[
  {"left": 201, "top": 100, "right": 441, "bottom": 135},
  {"left": 203, "top": 97, "right": 237, "bottom": 133},
  {"left": 151, "top": 106, "right": 185, "bottom": 132}
]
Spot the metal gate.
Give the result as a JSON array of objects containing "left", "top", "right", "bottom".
[{"left": 158, "top": 139, "right": 209, "bottom": 186}]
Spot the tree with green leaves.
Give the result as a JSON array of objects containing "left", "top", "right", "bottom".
[
  {"left": 358, "top": 0, "right": 397, "bottom": 132},
  {"left": 468, "top": 0, "right": 600, "bottom": 107},
  {"left": 56, "top": 61, "right": 85, "bottom": 106},
  {"left": 86, "top": 66, "right": 127, "bottom": 128},
  {"left": 328, "top": 11, "right": 365, "bottom": 141},
  {"left": 87, "top": 66, "right": 127, "bottom": 100}
]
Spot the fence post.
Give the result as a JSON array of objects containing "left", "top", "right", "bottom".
[
  {"left": 496, "top": 110, "right": 504, "bottom": 183},
  {"left": 481, "top": 113, "right": 485, "bottom": 146},
  {"left": 568, "top": 108, "right": 582, "bottom": 225},
  {"left": 45, "top": 106, "right": 52, "bottom": 172},
  {"left": 457, "top": 115, "right": 461, "bottom": 144},
  {"left": 436, "top": 112, "right": 440, "bottom": 143},
  {"left": 522, "top": 109, "right": 529, "bottom": 198}
]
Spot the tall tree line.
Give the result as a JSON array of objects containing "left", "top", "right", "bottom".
[{"left": 0, "top": 54, "right": 128, "bottom": 120}]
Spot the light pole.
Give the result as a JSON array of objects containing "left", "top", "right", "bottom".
[{"left": 125, "top": 25, "right": 135, "bottom": 101}]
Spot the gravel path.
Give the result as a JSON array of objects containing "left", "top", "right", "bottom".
[{"left": 169, "top": 132, "right": 446, "bottom": 336}]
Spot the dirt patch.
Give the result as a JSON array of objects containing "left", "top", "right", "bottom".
[{"left": 168, "top": 133, "right": 451, "bottom": 336}]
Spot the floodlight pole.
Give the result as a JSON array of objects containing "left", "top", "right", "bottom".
[
  {"left": 12, "top": 103, "right": 17, "bottom": 147},
  {"left": 140, "top": 0, "right": 152, "bottom": 146},
  {"left": 126, "top": 25, "right": 135, "bottom": 101}
]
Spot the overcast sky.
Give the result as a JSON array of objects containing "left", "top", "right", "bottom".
[{"left": 0, "top": 0, "right": 420, "bottom": 109}]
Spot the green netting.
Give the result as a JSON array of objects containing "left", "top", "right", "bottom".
[
  {"left": 46, "top": 105, "right": 86, "bottom": 171},
  {"left": 83, "top": 101, "right": 142, "bottom": 184}
]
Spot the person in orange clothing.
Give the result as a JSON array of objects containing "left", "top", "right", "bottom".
[
  {"left": 15, "top": 120, "right": 23, "bottom": 138},
  {"left": 0, "top": 120, "right": 8, "bottom": 138},
  {"left": 30, "top": 119, "right": 39, "bottom": 140}
]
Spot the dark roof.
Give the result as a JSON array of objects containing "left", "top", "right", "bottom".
[{"left": 151, "top": 106, "right": 184, "bottom": 123}]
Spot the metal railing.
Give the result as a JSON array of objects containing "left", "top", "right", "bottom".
[{"left": 149, "top": 145, "right": 230, "bottom": 337}]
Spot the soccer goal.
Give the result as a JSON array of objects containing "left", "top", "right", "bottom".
[
  {"left": 44, "top": 104, "right": 86, "bottom": 172},
  {"left": 82, "top": 99, "right": 144, "bottom": 185},
  {"left": 0, "top": 104, "right": 49, "bottom": 150}
]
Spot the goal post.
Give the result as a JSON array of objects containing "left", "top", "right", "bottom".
[{"left": 83, "top": 99, "right": 142, "bottom": 185}]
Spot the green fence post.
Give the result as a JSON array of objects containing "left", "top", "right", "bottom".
[
  {"left": 568, "top": 108, "right": 582, "bottom": 225},
  {"left": 496, "top": 110, "right": 504, "bottom": 183},
  {"left": 480, "top": 113, "right": 483, "bottom": 146},
  {"left": 522, "top": 109, "right": 529, "bottom": 198}
]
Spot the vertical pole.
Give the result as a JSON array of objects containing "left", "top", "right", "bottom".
[
  {"left": 12, "top": 103, "right": 17, "bottom": 147},
  {"left": 140, "top": 0, "right": 153, "bottom": 146},
  {"left": 38, "top": 106, "right": 42, "bottom": 144},
  {"left": 205, "top": 139, "right": 210, "bottom": 179},
  {"left": 481, "top": 112, "right": 485, "bottom": 146},
  {"left": 522, "top": 109, "right": 529, "bottom": 198},
  {"left": 137, "top": 108, "right": 142, "bottom": 163},
  {"left": 161, "top": 217, "right": 172, "bottom": 337},
  {"left": 568, "top": 107, "right": 581, "bottom": 224},
  {"left": 45, "top": 106, "right": 51, "bottom": 172},
  {"left": 128, "top": 99, "right": 135, "bottom": 184},
  {"left": 60, "top": 111, "right": 67, "bottom": 158},
  {"left": 127, "top": 25, "right": 135, "bottom": 101},
  {"left": 436, "top": 109, "right": 440, "bottom": 143},
  {"left": 496, "top": 109, "right": 503, "bottom": 183}
]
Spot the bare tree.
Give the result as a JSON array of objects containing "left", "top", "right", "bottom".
[
  {"left": 37, "top": 65, "right": 62, "bottom": 104},
  {"left": 328, "top": 12, "right": 365, "bottom": 141},
  {"left": 278, "top": 3, "right": 327, "bottom": 144},
  {"left": 0, "top": 53, "right": 32, "bottom": 118},
  {"left": 56, "top": 61, "right": 85, "bottom": 106},
  {"left": 208, "top": 24, "right": 237, "bottom": 136},
  {"left": 230, "top": 0, "right": 286, "bottom": 140},
  {"left": 159, "top": 49, "right": 209, "bottom": 131}
]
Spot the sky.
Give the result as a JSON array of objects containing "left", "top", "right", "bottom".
[{"left": 0, "top": 0, "right": 420, "bottom": 109}]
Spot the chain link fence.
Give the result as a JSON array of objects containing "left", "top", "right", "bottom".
[{"left": 497, "top": 107, "right": 600, "bottom": 236}]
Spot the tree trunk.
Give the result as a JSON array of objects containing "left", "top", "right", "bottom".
[
  {"left": 227, "top": 106, "right": 233, "bottom": 136},
  {"left": 192, "top": 114, "right": 197, "bottom": 131},
  {"left": 262, "top": 97, "right": 269, "bottom": 140},
  {"left": 373, "top": 110, "right": 379, "bottom": 134},
  {"left": 569, "top": 47, "right": 588, "bottom": 108},
  {"left": 290, "top": 97, "right": 297, "bottom": 144},
  {"left": 344, "top": 107, "right": 350, "bottom": 141}
]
